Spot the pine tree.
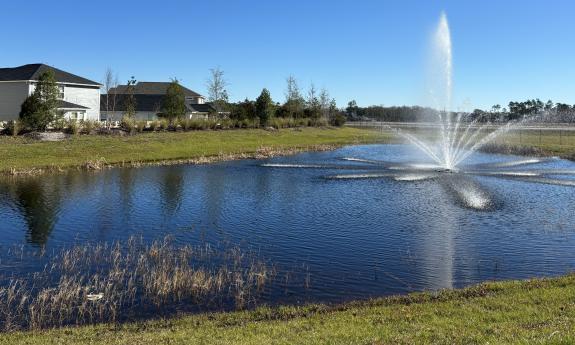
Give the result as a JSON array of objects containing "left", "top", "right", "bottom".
[
  {"left": 162, "top": 79, "right": 186, "bottom": 123},
  {"left": 255, "top": 88, "right": 273, "bottom": 125},
  {"left": 19, "top": 70, "right": 61, "bottom": 131}
]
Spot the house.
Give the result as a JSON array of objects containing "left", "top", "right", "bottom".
[
  {"left": 0, "top": 64, "right": 101, "bottom": 122},
  {"left": 101, "top": 82, "right": 215, "bottom": 121}
]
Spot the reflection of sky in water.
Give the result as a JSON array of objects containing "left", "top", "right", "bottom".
[{"left": 0, "top": 144, "right": 574, "bottom": 305}]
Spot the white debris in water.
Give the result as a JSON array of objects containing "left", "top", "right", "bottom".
[{"left": 87, "top": 293, "right": 104, "bottom": 301}]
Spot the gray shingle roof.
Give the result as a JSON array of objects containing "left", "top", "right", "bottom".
[
  {"left": 58, "top": 100, "right": 89, "bottom": 109},
  {"left": 186, "top": 103, "right": 215, "bottom": 113},
  {"left": 109, "top": 82, "right": 202, "bottom": 98},
  {"left": 101, "top": 94, "right": 215, "bottom": 113},
  {"left": 0, "top": 64, "right": 100, "bottom": 86}
]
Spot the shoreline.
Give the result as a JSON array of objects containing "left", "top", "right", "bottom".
[
  {"left": 0, "top": 127, "right": 385, "bottom": 177},
  {"left": 4, "top": 144, "right": 340, "bottom": 176},
  {"left": 3, "top": 273, "right": 574, "bottom": 344}
]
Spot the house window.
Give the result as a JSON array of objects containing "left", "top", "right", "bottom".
[{"left": 58, "top": 86, "right": 65, "bottom": 99}]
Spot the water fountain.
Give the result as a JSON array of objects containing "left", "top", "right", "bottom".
[{"left": 262, "top": 12, "right": 575, "bottom": 209}]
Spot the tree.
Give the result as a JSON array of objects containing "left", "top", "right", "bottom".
[
  {"left": 319, "top": 88, "right": 331, "bottom": 120},
  {"left": 162, "top": 79, "right": 186, "bottom": 123},
  {"left": 19, "top": 70, "right": 61, "bottom": 131},
  {"left": 346, "top": 100, "right": 359, "bottom": 119},
  {"left": 255, "top": 88, "right": 273, "bottom": 125},
  {"left": 123, "top": 76, "right": 137, "bottom": 118},
  {"left": 206, "top": 67, "right": 229, "bottom": 113},
  {"left": 103, "top": 67, "right": 119, "bottom": 123},
  {"left": 231, "top": 98, "right": 256, "bottom": 120},
  {"left": 284, "top": 75, "right": 304, "bottom": 117}
]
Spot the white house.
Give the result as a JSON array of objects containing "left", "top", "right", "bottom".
[
  {"left": 0, "top": 64, "right": 101, "bottom": 122},
  {"left": 101, "top": 82, "right": 215, "bottom": 121}
]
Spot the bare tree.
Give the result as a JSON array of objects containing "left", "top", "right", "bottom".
[
  {"left": 103, "top": 67, "right": 119, "bottom": 126},
  {"left": 285, "top": 75, "right": 304, "bottom": 117},
  {"left": 319, "top": 88, "right": 331, "bottom": 120},
  {"left": 285, "top": 75, "right": 302, "bottom": 103},
  {"left": 206, "top": 67, "right": 228, "bottom": 113}
]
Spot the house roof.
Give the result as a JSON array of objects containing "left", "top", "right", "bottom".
[
  {"left": 101, "top": 94, "right": 215, "bottom": 114},
  {"left": 58, "top": 100, "right": 89, "bottom": 110},
  {"left": 109, "top": 82, "right": 203, "bottom": 98},
  {"left": 0, "top": 64, "right": 100, "bottom": 86},
  {"left": 186, "top": 103, "right": 215, "bottom": 113}
]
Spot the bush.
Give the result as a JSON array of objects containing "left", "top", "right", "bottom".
[
  {"left": 65, "top": 120, "right": 80, "bottom": 135},
  {"left": 332, "top": 113, "right": 347, "bottom": 127},
  {"left": 81, "top": 120, "right": 101, "bottom": 134},
  {"left": 121, "top": 116, "right": 137, "bottom": 134},
  {"left": 148, "top": 120, "right": 160, "bottom": 132},
  {"left": 136, "top": 120, "right": 147, "bottom": 133},
  {"left": 158, "top": 119, "right": 170, "bottom": 131},
  {"left": 5, "top": 120, "right": 21, "bottom": 136},
  {"left": 52, "top": 118, "right": 66, "bottom": 132}
]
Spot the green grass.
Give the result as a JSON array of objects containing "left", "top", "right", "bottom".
[
  {"left": 1, "top": 127, "right": 573, "bottom": 174},
  {"left": 3, "top": 274, "right": 574, "bottom": 344},
  {"left": 0, "top": 127, "right": 386, "bottom": 173},
  {"left": 491, "top": 129, "right": 575, "bottom": 158}
]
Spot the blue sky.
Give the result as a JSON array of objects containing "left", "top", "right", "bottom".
[{"left": 2, "top": 1, "right": 574, "bottom": 109}]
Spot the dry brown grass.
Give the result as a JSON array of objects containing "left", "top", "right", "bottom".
[{"left": 0, "top": 236, "right": 275, "bottom": 332}]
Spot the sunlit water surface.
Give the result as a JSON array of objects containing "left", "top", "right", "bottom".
[{"left": 0, "top": 144, "right": 574, "bottom": 306}]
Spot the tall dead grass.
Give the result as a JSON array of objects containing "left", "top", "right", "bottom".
[{"left": 0, "top": 236, "right": 274, "bottom": 331}]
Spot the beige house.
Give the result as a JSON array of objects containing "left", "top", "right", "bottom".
[{"left": 0, "top": 64, "right": 101, "bottom": 122}]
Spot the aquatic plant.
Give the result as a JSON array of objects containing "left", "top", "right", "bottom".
[{"left": 0, "top": 236, "right": 275, "bottom": 331}]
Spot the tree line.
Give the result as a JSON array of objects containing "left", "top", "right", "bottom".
[{"left": 345, "top": 99, "right": 575, "bottom": 123}]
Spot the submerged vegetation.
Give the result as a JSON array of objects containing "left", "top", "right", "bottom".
[
  {"left": 0, "top": 236, "right": 274, "bottom": 331},
  {"left": 2, "top": 274, "right": 574, "bottom": 344}
]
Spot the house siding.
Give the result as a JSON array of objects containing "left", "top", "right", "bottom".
[
  {"left": 29, "top": 83, "right": 101, "bottom": 121},
  {"left": 0, "top": 81, "right": 30, "bottom": 121}
]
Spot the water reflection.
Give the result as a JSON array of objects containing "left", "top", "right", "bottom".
[
  {"left": 11, "top": 178, "right": 60, "bottom": 246},
  {"left": 0, "top": 145, "right": 573, "bottom": 304}
]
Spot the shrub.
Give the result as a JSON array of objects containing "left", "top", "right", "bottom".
[
  {"left": 332, "top": 113, "right": 347, "bottom": 127},
  {"left": 136, "top": 120, "right": 147, "bottom": 133},
  {"left": 148, "top": 120, "right": 160, "bottom": 132},
  {"left": 158, "top": 119, "right": 170, "bottom": 131},
  {"left": 66, "top": 120, "right": 80, "bottom": 135},
  {"left": 51, "top": 118, "right": 66, "bottom": 132},
  {"left": 121, "top": 116, "right": 137, "bottom": 134},
  {"left": 5, "top": 120, "right": 21, "bottom": 136},
  {"left": 178, "top": 118, "right": 190, "bottom": 131},
  {"left": 81, "top": 120, "right": 101, "bottom": 134}
]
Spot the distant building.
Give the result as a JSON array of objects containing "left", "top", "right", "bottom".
[
  {"left": 0, "top": 64, "right": 101, "bottom": 122},
  {"left": 101, "top": 82, "right": 215, "bottom": 121}
]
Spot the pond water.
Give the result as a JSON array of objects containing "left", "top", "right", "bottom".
[{"left": 0, "top": 144, "right": 574, "bottom": 306}]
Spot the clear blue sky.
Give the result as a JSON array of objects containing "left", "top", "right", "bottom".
[{"left": 2, "top": 1, "right": 574, "bottom": 109}]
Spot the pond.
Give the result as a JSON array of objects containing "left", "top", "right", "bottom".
[{"left": 1, "top": 144, "right": 574, "bottom": 308}]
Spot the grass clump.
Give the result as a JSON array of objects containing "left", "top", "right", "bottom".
[{"left": 0, "top": 236, "right": 274, "bottom": 332}]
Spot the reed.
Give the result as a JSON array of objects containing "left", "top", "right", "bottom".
[{"left": 0, "top": 236, "right": 274, "bottom": 331}]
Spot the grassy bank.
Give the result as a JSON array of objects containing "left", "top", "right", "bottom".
[
  {"left": 490, "top": 129, "right": 575, "bottom": 159},
  {"left": 2, "top": 126, "right": 574, "bottom": 174},
  {"left": 3, "top": 274, "right": 574, "bottom": 344},
  {"left": 0, "top": 127, "right": 386, "bottom": 174}
]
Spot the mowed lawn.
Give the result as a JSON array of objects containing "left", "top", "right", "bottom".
[
  {"left": 3, "top": 274, "right": 574, "bottom": 344},
  {"left": 0, "top": 127, "right": 386, "bottom": 173}
]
